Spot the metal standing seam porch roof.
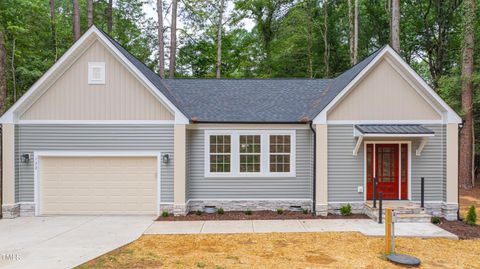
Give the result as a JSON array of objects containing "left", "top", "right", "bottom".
[
  {"left": 354, "top": 124, "right": 435, "bottom": 135},
  {"left": 101, "top": 28, "right": 384, "bottom": 123}
]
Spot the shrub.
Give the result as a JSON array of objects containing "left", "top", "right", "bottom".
[
  {"left": 195, "top": 210, "right": 203, "bottom": 216},
  {"left": 302, "top": 208, "right": 309, "bottom": 214},
  {"left": 466, "top": 205, "right": 477, "bottom": 225},
  {"left": 161, "top": 211, "right": 169, "bottom": 217},
  {"left": 277, "top": 208, "right": 284, "bottom": 215},
  {"left": 340, "top": 204, "right": 352, "bottom": 216},
  {"left": 217, "top": 208, "right": 225, "bottom": 215},
  {"left": 431, "top": 216, "right": 441, "bottom": 224},
  {"left": 244, "top": 209, "right": 252, "bottom": 215},
  {"left": 197, "top": 261, "right": 206, "bottom": 268}
]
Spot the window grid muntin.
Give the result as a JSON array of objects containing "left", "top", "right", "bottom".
[
  {"left": 209, "top": 135, "right": 231, "bottom": 173},
  {"left": 269, "top": 135, "right": 291, "bottom": 173},
  {"left": 239, "top": 135, "right": 261, "bottom": 172}
]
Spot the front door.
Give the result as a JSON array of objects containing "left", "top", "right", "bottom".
[{"left": 367, "top": 144, "right": 407, "bottom": 200}]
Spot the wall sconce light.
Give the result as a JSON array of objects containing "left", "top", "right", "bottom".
[
  {"left": 162, "top": 154, "right": 170, "bottom": 164},
  {"left": 21, "top": 153, "right": 31, "bottom": 163}
]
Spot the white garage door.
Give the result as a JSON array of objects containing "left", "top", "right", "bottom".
[{"left": 39, "top": 156, "right": 158, "bottom": 215}]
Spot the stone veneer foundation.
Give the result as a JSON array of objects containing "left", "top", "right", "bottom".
[{"left": 187, "top": 200, "right": 312, "bottom": 213}]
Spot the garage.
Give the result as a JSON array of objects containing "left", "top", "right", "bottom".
[{"left": 38, "top": 155, "right": 159, "bottom": 215}]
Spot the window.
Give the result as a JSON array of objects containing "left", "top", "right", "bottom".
[
  {"left": 88, "top": 62, "right": 106, "bottom": 84},
  {"left": 205, "top": 130, "right": 295, "bottom": 177},
  {"left": 239, "top": 135, "right": 261, "bottom": 172},
  {"left": 269, "top": 135, "right": 291, "bottom": 172},
  {"left": 209, "top": 135, "right": 231, "bottom": 173}
]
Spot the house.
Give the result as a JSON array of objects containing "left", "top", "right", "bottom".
[{"left": 0, "top": 26, "right": 461, "bottom": 221}]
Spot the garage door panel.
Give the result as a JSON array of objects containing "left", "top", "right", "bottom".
[{"left": 40, "top": 156, "right": 158, "bottom": 215}]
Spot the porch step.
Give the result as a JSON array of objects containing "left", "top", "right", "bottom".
[{"left": 364, "top": 202, "right": 432, "bottom": 223}]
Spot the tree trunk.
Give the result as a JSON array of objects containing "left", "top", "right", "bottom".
[
  {"left": 390, "top": 0, "right": 400, "bottom": 52},
  {"left": 87, "top": 0, "right": 94, "bottom": 27},
  {"left": 306, "top": 1, "right": 313, "bottom": 78},
  {"left": 0, "top": 31, "right": 6, "bottom": 114},
  {"left": 216, "top": 0, "right": 225, "bottom": 79},
  {"left": 348, "top": 0, "right": 358, "bottom": 65},
  {"left": 157, "top": 0, "right": 165, "bottom": 78},
  {"left": 72, "top": 0, "right": 81, "bottom": 40},
  {"left": 11, "top": 38, "right": 16, "bottom": 102},
  {"left": 50, "top": 0, "right": 58, "bottom": 61},
  {"left": 459, "top": 0, "right": 476, "bottom": 189},
  {"left": 321, "top": 0, "right": 330, "bottom": 77},
  {"left": 107, "top": 0, "right": 113, "bottom": 33},
  {"left": 169, "top": 0, "right": 177, "bottom": 78}
]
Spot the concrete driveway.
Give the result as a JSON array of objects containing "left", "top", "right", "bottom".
[{"left": 0, "top": 216, "right": 154, "bottom": 269}]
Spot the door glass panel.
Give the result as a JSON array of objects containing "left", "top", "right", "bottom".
[
  {"left": 367, "top": 144, "right": 373, "bottom": 182},
  {"left": 401, "top": 144, "right": 407, "bottom": 182}
]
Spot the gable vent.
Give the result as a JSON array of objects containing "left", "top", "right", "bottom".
[{"left": 88, "top": 62, "right": 106, "bottom": 84}]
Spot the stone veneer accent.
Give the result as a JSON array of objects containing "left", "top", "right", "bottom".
[
  {"left": 315, "top": 204, "right": 328, "bottom": 216},
  {"left": 187, "top": 200, "right": 312, "bottom": 213},
  {"left": 2, "top": 203, "right": 35, "bottom": 218},
  {"left": 441, "top": 203, "right": 458, "bottom": 221},
  {"left": 328, "top": 202, "right": 365, "bottom": 215},
  {"left": 174, "top": 204, "right": 188, "bottom": 216}
]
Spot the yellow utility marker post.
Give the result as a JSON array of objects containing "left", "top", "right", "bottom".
[
  {"left": 385, "top": 208, "right": 421, "bottom": 266},
  {"left": 385, "top": 208, "right": 393, "bottom": 254}
]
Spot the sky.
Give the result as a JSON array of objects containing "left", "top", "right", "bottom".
[{"left": 142, "top": 1, "right": 255, "bottom": 32}]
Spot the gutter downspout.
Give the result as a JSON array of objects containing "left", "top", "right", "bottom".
[
  {"left": 458, "top": 120, "right": 465, "bottom": 221},
  {"left": 309, "top": 121, "right": 316, "bottom": 215}
]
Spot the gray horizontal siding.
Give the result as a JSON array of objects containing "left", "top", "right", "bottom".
[
  {"left": 15, "top": 124, "right": 174, "bottom": 203},
  {"left": 186, "top": 129, "right": 313, "bottom": 200},
  {"left": 328, "top": 124, "right": 446, "bottom": 203},
  {"left": 411, "top": 125, "right": 445, "bottom": 201},
  {"left": 328, "top": 125, "right": 364, "bottom": 202}
]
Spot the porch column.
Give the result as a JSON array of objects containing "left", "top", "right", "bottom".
[
  {"left": 173, "top": 124, "right": 187, "bottom": 215},
  {"left": 315, "top": 124, "right": 328, "bottom": 216},
  {"left": 2, "top": 124, "right": 18, "bottom": 218},
  {"left": 444, "top": 123, "right": 459, "bottom": 220}
]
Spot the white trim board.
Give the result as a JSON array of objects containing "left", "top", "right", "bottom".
[
  {"left": 0, "top": 26, "right": 189, "bottom": 124},
  {"left": 313, "top": 46, "right": 462, "bottom": 124},
  {"left": 33, "top": 150, "right": 163, "bottom": 216},
  {"left": 18, "top": 120, "right": 175, "bottom": 125}
]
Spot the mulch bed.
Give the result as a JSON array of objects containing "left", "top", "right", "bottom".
[
  {"left": 435, "top": 219, "right": 480, "bottom": 240},
  {"left": 156, "top": 210, "right": 369, "bottom": 221}
]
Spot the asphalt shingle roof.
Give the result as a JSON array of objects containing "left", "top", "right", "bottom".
[
  {"left": 100, "top": 29, "right": 384, "bottom": 123},
  {"left": 355, "top": 124, "right": 435, "bottom": 135}
]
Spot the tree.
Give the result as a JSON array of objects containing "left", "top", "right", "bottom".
[
  {"left": 216, "top": 0, "right": 225, "bottom": 78},
  {"left": 390, "top": 0, "right": 400, "bottom": 52},
  {"left": 0, "top": 30, "right": 6, "bottom": 114},
  {"left": 157, "top": 0, "right": 165, "bottom": 77},
  {"left": 107, "top": 0, "right": 113, "bottom": 33},
  {"left": 87, "top": 0, "right": 93, "bottom": 27},
  {"left": 72, "top": 0, "right": 81, "bottom": 40},
  {"left": 169, "top": 0, "right": 178, "bottom": 78},
  {"left": 49, "top": 0, "right": 58, "bottom": 61},
  {"left": 348, "top": 0, "right": 358, "bottom": 65},
  {"left": 320, "top": 0, "right": 329, "bottom": 76},
  {"left": 459, "top": 0, "right": 476, "bottom": 189}
]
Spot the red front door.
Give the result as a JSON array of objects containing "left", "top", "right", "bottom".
[{"left": 367, "top": 144, "right": 404, "bottom": 200}]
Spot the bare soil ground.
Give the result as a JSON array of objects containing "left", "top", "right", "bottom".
[
  {"left": 77, "top": 232, "right": 480, "bottom": 269},
  {"left": 436, "top": 219, "right": 480, "bottom": 239},
  {"left": 157, "top": 210, "right": 368, "bottom": 221},
  {"left": 459, "top": 185, "right": 480, "bottom": 219}
]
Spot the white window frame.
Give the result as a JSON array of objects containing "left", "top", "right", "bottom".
[
  {"left": 204, "top": 130, "right": 296, "bottom": 178},
  {"left": 88, "top": 62, "right": 106, "bottom": 84}
]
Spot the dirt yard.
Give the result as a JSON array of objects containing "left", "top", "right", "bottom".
[
  {"left": 460, "top": 185, "right": 480, "bottom": 219},
  {"left": 77, "top": 232, "right": 480, "bottom": 269}
]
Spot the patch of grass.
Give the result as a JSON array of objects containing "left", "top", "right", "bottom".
[
  {"left": 217, "top": 208, "right": 224, "bottom": 215},
  {"left": 244, "top": 209, "right": 252, "bottom": 215},
  {"left": 195, "top": 210, "right": 203, "bottom": 216},
  {"left": 340, "top": 204, "right": 352, "bottom": 216},
  {"left": 161, "top": 211, "right": 169, "bottom": 217},
  {"left": 303, "top": 208, "right": 309, "bottom": 214},
  {"left": 277, "top": 208, "right": 284, "bottom": 215},
  {"left": 466, "top": 205, "right": 477, "bottom": 225},
  {"left": 197, "top": 261, "right": 206, "bottom": 268},
  {"left": 431, "top": 216, "right": 442, "bottom": 224}
]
